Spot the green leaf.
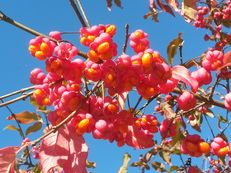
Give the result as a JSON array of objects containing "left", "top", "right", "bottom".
[
  {"left": 7, "top": 111, "right": 42, "bottom": 124},
  {"left": 86, "top": 160, "right": 96, "bottom": 168},
  {"left": 168, "top": 166, "right": 179, "bottom": 173},
  {"left": 167, "top": 33, "right": 183, "bottom": 64},
  {"left": 159, "top": 151, "right": 171, "bottom": 164},
  {"left": 26, "top": 122, "right": 43, "bottom": 136},
  {"left": 218, "top": 114, "right": 227, "bottom": 123},
  {"left": 151, "top": 161, "right": 166, "bottom": 172},
  {"left": 118, "top": 153, "right": 131, "bottom": 173}
]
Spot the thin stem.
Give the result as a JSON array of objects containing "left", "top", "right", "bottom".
[
  {"left": 69, "top": 0, "right": 87, "bottom": 27},
  {"left": 0, "top": 99, "right": 34, "bottom": 166},
  {"left": 204, "top": 114, "right": 215, "bottom": 138},
  {"left": 127, "top": 94, "right": 131, "bottom": 110},
  {"left": 179, "top": 42, "right": 184, "bottom": 65},
  {"left": 0, "top": 86, "right": 34, "bottom": 100},
  {"left": 122, "top": 24, "right": 129, "bottom": 54},
  {"left": 0, "top": 11, "right": 48, "bottom": 38},
  {"left": 133, "top": 96, "right": 143, "bottom": 112},
  {"left": 209, "top": 76, "right": 220, "bottom": 100},
  {"left": 75, "top": 0, "right": 90, "bottom": 27},
  {"left": 179, "top": 154, "right": 188, "bottom": 173},
  {"left": 0, "top": 91, "right": 33, "bottom": 107}
]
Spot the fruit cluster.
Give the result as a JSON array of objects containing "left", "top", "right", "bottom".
[
  {"left": 181, "top": 134, "right": 210, "bottom": 157},
  {"left": 28, "top": 23, "right": 231, "bottom": 156}
]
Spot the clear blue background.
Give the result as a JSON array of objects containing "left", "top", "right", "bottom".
[{"left": 0, "top": 0, "right": 218, "bottom": 172}]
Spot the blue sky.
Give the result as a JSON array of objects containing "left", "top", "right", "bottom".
[{"left": 0, "top": 0, "right": 220, "bottom": 172}]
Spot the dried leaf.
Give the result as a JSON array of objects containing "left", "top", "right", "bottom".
[
  {"left": 86, "top": 160, "right": 96, "bottom": 168},
  {"left": 167, "top": 33, "right": 183, "bottom": 64},
  {"left": 157, "top": 0, "right": 175, "bottom": 16},
  {"left": 106, "top": 0, "right": 112, "bottom": 11},
  {"left": 7, "top": 111, "right": 42, "bottom": 124},
  {"left": 0, "top": 146, "right": 20, "bottom": 173},
  {"left": 182, "top": 0, "right": 197, "bottom": 21},
  {"left": 114, "top": 0, "right": 122, "bottom": 8},
  {"left": 4, "top": 125, "right": 20, "bottom": 131},
  {"left": 159, "top": 102, "right": 176, "bottom": 119},
  {"left": 118, "top": 153, "right": 131, "bottom": 173},
  {"left": 159, "top": 151, "right": 171, "bottom": 164},
  {"left": 26, "top": 122, "right": 42, "bottom": 136},
  {"left": 151, "top": 161, "right": 166, "bottom": 172},
  {"left": 165, "top": 0, "right": 179, "bottom": 11},
  {"left": 168, "top": 166, "right": 179, "bottom": 173},
  {"left": 144, "top": 7, "right": 159, "bottom": 22}
]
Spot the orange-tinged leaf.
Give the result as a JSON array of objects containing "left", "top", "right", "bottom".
[
  {"left": 182, "top": 0, "right": 197, "bottom": 21},
  {"left": 114, "top": 0, "right": 122, "bottom": 8},
  {"left": 106, "top": 0, "right": 112, "bottom": 11},
  {"left": 167, "top": 33, "right": 183, "bottom": 64},
  {"left": 0, "top": 146, "right": 20, "bottom": 173},
  {"left": 5, "top": 125, "right": 20, "bottom": 131},
  {"left": 165, "top": 0, "right": 179, "bottom": 11},
  {"left": 26, "top": 122, "right": 42, "bottom": 136},
  {"left": 157, "top": 0, "right": 175, "bottom": 16},
  {"left": 7, "top": 111, "right": 42, "bottom": 124}
]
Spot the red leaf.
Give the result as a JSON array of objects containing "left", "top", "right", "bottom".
[
  {"left": 126, "top": 126, "right": 154, "bottom": 149},
  {"left": 39, "top": 126, "right": 88, "bottom": 173},
  {"left": 0, "top": 146, "right": 20, "bottom": 173},
  {"left": 220, "top": 51, "right": 231, "bottom": 69},
  {"left": 157, "top": 0, "right": 175, "bottom": 16},
  {"left": 172, "top": 65, "right": 198, "bottom": 92},
  {"left": 117, "top": 92, "right": 128, "bottom": 110}
]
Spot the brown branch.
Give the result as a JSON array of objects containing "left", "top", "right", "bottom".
[
  {"left": 75, "top": 0, "right": 90, "bottom": 27},
  {"left": 0, "top": 91, "right": 33, "bottom": 107},
  {"left": 173, "top": 88, "right": 225, "bottom": 109},
  {"left": 0, "top": 86, "right": 34, "bottom": 100},
  {"left": 69, "top": 0, "right": 87, "bottom": 27},
  {"left": 122, "top": 24, "right": 129, "bottom": 54}
]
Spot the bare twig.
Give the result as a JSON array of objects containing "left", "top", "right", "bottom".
[
  {"left": 0, "top": 86, "right": 34, "bottom": 100},
  {"left": 0, "top": 91, "right": 33, "bottom": 107},
  {"left": 75, "top": 0, "right": 90, "bottom": 27},
  {"left": 69, "top": 0, "right": 87, "bottom": 27},
  {"left": 122, "top": 24, "right": 129, "bottom": 54}
]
